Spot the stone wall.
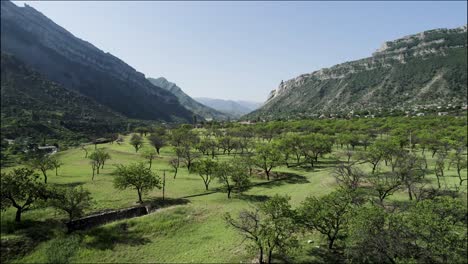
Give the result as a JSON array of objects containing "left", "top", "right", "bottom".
[{"left": 67, "top": 206, "right": 149, "bottom": 232}]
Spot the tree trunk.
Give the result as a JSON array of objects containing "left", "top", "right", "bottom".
[
  {"left": 407, "top": 185, "right": 413, "bottom": 200},
  {"left": 267, "top": 249, "right": 273, "bottom": 264},
  {"left": 328, "top": 236, "right": 335, "bottom": 249},
  {"left": 92, "top": 168, "right": 95, "bottom": 180},
  {"left": 55, "top": 168, "right": 58, "bottom": 176},
  {"left": 137, "top": 190, "right": 143, "bottom": 203},
  {"left": 15, "top": 208, "right": 22, "bottom": 222},
  {"left": 259, "top": 247, "right": 264, "bottom": 264},
  {"left": 156, "top": 148, "right": 160, "bottom": 155},
  {"left": 97, "top": 166, "right": 100, "bottom": 174},
  {"left": 42, "top": 171, "right": 48, "bottom": 184},
  {"left": 149, "top": 159, "right": 152, "bottom": 169},
  {"left": 265, "top": 170, "right": 270, "bottom": 181}
]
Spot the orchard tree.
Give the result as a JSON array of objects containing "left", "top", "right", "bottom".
[
  {"left": 300, "top": 134, "right": 333, "bottom": 168},
  {"left": 142, "top": 148, "right": 158, "bottom": 169},
  {"left": 148, "top": 134, "right": 165, "bottom": 154},
  {"left": 29, "top": 154, "right": 55, "bottom": 183},
  {"left": 50, "top": 156, "right": 63, "bottom": 176},
  {"left": 394, "top": 151, "right": 426, "bottom": 200},
  {"left": 1, "top": 168, "right": 48, "bottom": 222},
  {"left": 179, "top": 146, "right": 200, "bottom": 172},
  {"left": 253, "top": 143, "right": 283, "bottom": 180},
  {"left": 434, "top": 153, "right": 446, "bottom": 189},
  {"left": 192, "top": 158, "right": 217, "bottom": 190},
  {"left": 130, "top": 134, "right": 144, "bottom": 152},
  {"left": 169, "top": 158, "right": 180, "bottom": 179},
  {"left": 214, "top": 162, "right": 250, "bottom": 198},
  {"left": 297, "top": 188, "right": 353, "bottom": 249},
  {"left": 224, "top": 195, "right": 297, "bottom": 264},
  {"left": 113, "top": 163, "right": 161, "bottom": 203},
  {"left": 333, "top": 163, "right": 365, "bottom": 191},
  {"left": 367, "top": 171, "right": 401, "bottom": 205},
  {"left": 449, "top": 151, "right": 468, "bottom": 186},
  {"left": 49, "top": 186, "right": 92, "bottom": 223}
]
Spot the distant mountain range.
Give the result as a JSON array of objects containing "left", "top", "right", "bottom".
[
  {"left": 148, "top": 77, "right": 230, "bottom": 121},
  {"left": 1, "top": 1, "right": 192, "bottom": 122},
  {"left": 246, "top": 25, "right": 467, "bottom": 120},
  {"left": 194, "top": 98, "right": 262, "bottom": 118}
]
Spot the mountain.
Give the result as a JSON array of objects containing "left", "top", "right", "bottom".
[
  {"left": 0, "top": 1, "right": 193, "bottom": 122},
  {"left": 246, "top": 26, "right": 467, "bottom": 120},
  {"left": 147, "top": 77, "right": 230, "bottom": 121},
  {"left": 194, "top": 98, "right": 261, "bottom": 118},
  {"left": 1, "top": 53, "right": 129, "bottom": 141}
]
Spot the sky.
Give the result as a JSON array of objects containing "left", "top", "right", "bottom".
[{"left": 13, "top": 1, "right": 468, "bottom": 102}]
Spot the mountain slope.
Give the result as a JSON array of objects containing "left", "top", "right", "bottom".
[
  {"left": 194, "top": 98, "right": 260, "bottom": 118},
  {"left": 0, "top": 1, "right": 193, "bottom": 122},
  {"left": 148, "top": 77, "right": 230, "bottom": 120},
  {"left": 1, "top": 53, "right": 127, "bottom": 141},
  {"left": 246, "top": 26, "right": 467, "bottom": 120}
]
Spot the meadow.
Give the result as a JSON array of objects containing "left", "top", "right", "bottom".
[{"left": 1, "top": 126, "right": 465, "bottom": 263}]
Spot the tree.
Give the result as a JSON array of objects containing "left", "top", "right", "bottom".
[
  {"left": 169, "top": 158, "right": 180, "bottom": 179},
  {"left": 50, "top": 156, "right": 63, "bottom": 176},
  {"left": 434, "top": 153, "right": 446, "bottom": 189},
  {"left": 0, "top": 168, "right": 48, "bottom": 222},
  {"left": 297, "top": 188, "right": 353, "bottom": 249},
  {"left": 449, "top": 151, "right": 468, "bottom": 186},
  {"left": 253, "top": 143, "right": 283, "bottom": 180},
  {"left": 224, "top": 195, "right": 297, "bottom": 264},
  {"left": 29, "top": 154, "right": 55, "bottom": 183},
  {"left": 88, "top": 149, "right": 111, "bottom": 177},
  {"left": 394, "top": 151, "right": 426, "bottom": 200},
  {"left": 148, "top": 134, "right": 165, "bottom": 154},
  {"left": 115, "top": 134, "right": 124, "bottom": 145},
  {"left": 192, "top": 158, "right": 217, "bottom": 190},
  {"left": 367, "top": 171, "right": 401, "bottom": 205},
  {"left": 214, "top": 162, "right": 250, "bottom": 198},
  {"left": 49, "top": 186, "right": 92, "bottom": 223},
  {"left": 179, "top": 145, "right": 200, "bottom": 172},
  {"left": 333, "top": 163, "right": 365, "bottom": 191},
  {"left": 80, "top": 144, "right": 89, "bottom": 158},
  {"left": 142, "top": 148, "right": 158, "bottom": 169},
  {"left": 113, "top": 163, "right": 161, "bottom": 203},
  {"left": 130, "top": 134, "right": 144, "bottom": 152},
  {"left": 300, "top": 134, "right": 333, "bottom": 168}
]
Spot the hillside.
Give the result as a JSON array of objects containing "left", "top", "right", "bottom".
[
  {"left": 0, "top": 53, "right": 130, "bottom": 141},
  {"left": 148, "top": 77, "right": 230, "bottom": 121},
  {"left": 194, "top": 97, "right": 260, "bottom": 118},
  {"left": 0, "top": 1, "right": 193, "bottom": 122},
  {"left": 246, "top": 25, "right": 467, "bottom": 120}
]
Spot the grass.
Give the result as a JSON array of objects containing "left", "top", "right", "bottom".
[{"left": 1, "top": 134, "right": 466, "bottom": 263}]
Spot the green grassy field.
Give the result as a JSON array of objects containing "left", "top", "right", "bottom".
[{"left": 1, "top": 134, "right": 465, "bottom": 263}]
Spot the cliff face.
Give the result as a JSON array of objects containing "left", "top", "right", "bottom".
[
  {"left": 148, "top": 77, "right": 231, "bottom": 120},
  {"left": 0, "top": 1, "right": 193, "bottom": 122},
  {"left": 248, "top": 25, "right": 467, "bottom": 120}
]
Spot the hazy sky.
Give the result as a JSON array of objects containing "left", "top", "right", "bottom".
[{"left": 13, "top": 1, "right": 467, "bottom": 102}]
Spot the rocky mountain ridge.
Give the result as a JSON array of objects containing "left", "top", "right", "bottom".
[
  {"left": 1, "top": 1, "right": 193, "bottom": 122},
  {"left": 249, "top": 25, "right": 467, "bottom": 120}
]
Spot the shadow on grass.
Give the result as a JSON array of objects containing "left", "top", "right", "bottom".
[
  {"left": 52, "top": 181, "right": 86, "bottom": 188},
  {"left": 1, "top": 219, "right": 64, "bottom": 263},
  {"left": 252, "top": 172, "right": 310, "bottom": 189},
  {"left": 84, "top": 222, "right": 151, "bottom": 250},
  {"left": 238, "top": 194, "right": 270, "bottom": 203},
  {"left": 179, "top": 191, "right": 218, "bottom": 199}
]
